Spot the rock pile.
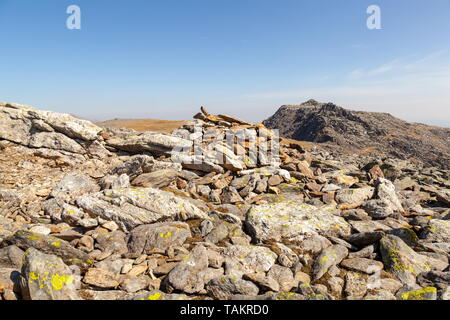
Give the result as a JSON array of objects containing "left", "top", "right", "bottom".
[{"left": 0, "top": 102, "right": 449, "bottom": 300}]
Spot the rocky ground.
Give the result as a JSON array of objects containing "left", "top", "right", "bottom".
[
  {"left": 0, "top": 102, "right": 449, "bottom": 301},
  {"left": 263, "top": 99, "right": 450, "bottom": 169}
]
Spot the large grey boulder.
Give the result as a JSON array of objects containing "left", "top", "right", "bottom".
[
  {"left": 29, "top": 132, "right": 86, "bottom": 154},
  {"left": 77, "top": 187, "right": 209, "bottom": 232},
  {"left": 245, "top": 201, "right": 351, "bottom": 244}
]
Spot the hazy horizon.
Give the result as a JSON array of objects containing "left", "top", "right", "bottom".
[{"left": 1, "top": 0, "right": 449, "bottom": 127}]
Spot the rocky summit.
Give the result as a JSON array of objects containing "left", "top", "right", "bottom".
[
  {"left": 263, "top": 99, "right": 450, "bottom": 169},
  {"left": 0, "top": 101, "right": 449, "bottom": 301}
]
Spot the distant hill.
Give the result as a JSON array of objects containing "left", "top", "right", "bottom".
[
  {"left": 263, "top": 99, "right": 450, "bottom": 169},
  {"left": 95, "top": 118, "right": 188, "bottom": 134}
]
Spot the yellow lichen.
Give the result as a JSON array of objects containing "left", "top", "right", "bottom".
[
  {"left": 50, "top": 274, "right": 73, "bottom": 291},
  {"left": 400, "top": 287, "right": 437, "bottom": 300},
  {"left": 29, "top": 272, "right": 40, "bottom": 280},
  {"left": 147, "top": 292, "right": 162, "bottom": 300}
]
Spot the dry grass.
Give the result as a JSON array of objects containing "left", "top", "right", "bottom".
[{"left": 96, "top": 119, "right": 188, "bottom": 134}]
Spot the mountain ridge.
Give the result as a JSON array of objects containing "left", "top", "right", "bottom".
[{"left": 263, "top": 100, "right": 450, "bottom": 169}]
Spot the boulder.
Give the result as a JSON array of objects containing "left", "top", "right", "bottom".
[
  {"left": 206, "top": 276, "right": 259, "bottom": 300},
  {"left": 131, "top": 169, "right": 179, "bottom": 188},
  {"left": 245, "top": 201, "right": 351, "bottom": 244},
  {"left": 21, "top": 248, "right": 81, "bottom": 300},
  {"left": 335, "top": 187, "right": 374, "bottom": 205},
  {"left": 51, "top": 173, "right": 100, "bottom": 203},
  {"left": 77, "top": 187, "right": 208, "bottom": 232},
  {"left": 163, "top": 245, "right": 209, "bottom": 294},
  {"left": 127, "top": 222, "right": 191, "bottom": 254},
  {"left": 380, "top": 235, "right": 447, "bottom": 285},
  {"left": 222, "top": 245, "right": 277, "bottom": 277},
  {"left": 312, "top": 245, "right": 348, "bottom": 280}
]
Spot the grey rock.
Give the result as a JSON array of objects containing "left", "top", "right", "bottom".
[
  {"left": 421, "top": 219, "right": 450, "bottom": 242},
  {"left": 245, "top": 201, "right": 351, "bottom": 244},
  {"left": 77, "top": 187, "right": 208, "bottom": 232},
  {"left": 270, "top": 243, "right": 299, "bottom": 268},
  {"left": 132, "top": 169, "right": 179, "bottom": 188},
  {"left": 376, "top": 178, "right": 404, "bottom": 212},
  {"left": 29, "top": 132, "right": 85, "bottom": 154},
  {"left": 267, "top": 265, "right": 296, "bottom": 292},
  {"left": 127, "top": 222, "right": 191, "bottom": 255},
  {"left": 340, "top": 258, "right": 384, "bottom": 274},
  {"left": 107, "top": 131, "right": 193, "bottom": 155},
  {"left": 163, "top": 245, "right": 209, "bottom": 294},
  {"left": 9, "top": 231, "right": 93, "bottom": 268},
  {"left": 0, "top": 246, "right": 24, "bottom": 269},
  {"left": 120, "top": 276, "right": 149, "bottom": 293},
  {"left": 362, "top": 200, "right": 394, "bottom": 219},
  {"left": 346, "top": 232, "right": 384, "bottom": 248},
  {"left": 243, "top": 273, "right": 280, "bottom": 292},
  {"left": 312, "top": 245, "right": 348, "bottom": 280},
  {"left": 222, "top": 245, "right": 277, "bottom": 277},
  {"left": 380, "top": 235, "right": 447, "bottom": 285},
  {"left": 21, "top": 248, "right": 81, "bottom": 300},
  {"left": 344, "top": 271, "right": 367, "bottom": 298},
  {"left": 206, "top": 276, "right": 259, "bottom": 300},
  {"left": 51, "top": 173, "right": 100, "bottom": 203},
  {"left": 335, "top": 187, "right": 374, "bottom": 205}
]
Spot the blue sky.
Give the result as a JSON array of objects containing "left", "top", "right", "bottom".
[{"left": 0, "top": 0, "right": 449, "bottom": 126}]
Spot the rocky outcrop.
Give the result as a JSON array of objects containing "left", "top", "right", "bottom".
[
  {"left": 0, "top": 102, "right": 449, "bottom": 301},
  {"left": 263, "top": 99, "right": 450, "bottom": 169}
]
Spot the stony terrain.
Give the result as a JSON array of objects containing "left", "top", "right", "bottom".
[
  {"left": 263, "top": 99, "right": 450, "bottom": 169},
  {"left": 0, "top": 101, "right": 449, "bottom": 301}
]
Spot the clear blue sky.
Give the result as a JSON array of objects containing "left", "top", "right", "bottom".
[{"left": 1, "top": 0, "right": 449, "bottom": 126}]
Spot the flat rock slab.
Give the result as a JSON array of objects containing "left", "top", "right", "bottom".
[
  {"left": 77, "top": 187, "right": 209, "bottom": 232},
  {"left": 9, "top": 231, "right": 93, "bottom": 268},
  {"left": 245, "top": 201, "right": 351, "bottom": 244}
]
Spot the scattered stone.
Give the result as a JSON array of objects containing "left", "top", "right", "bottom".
[
  {"left": 206, "top": 276, "right": 259, "bottom": 300},
  {"left": 312, "top": 245, "right": 348, "bottom": 280},
  {"left": 83, "top": 268, "right": 120, "bottom": 289}
]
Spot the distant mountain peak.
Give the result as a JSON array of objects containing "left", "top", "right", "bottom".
[{"left": 263, "top": 100, "right": 450, "bottom": 169}]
